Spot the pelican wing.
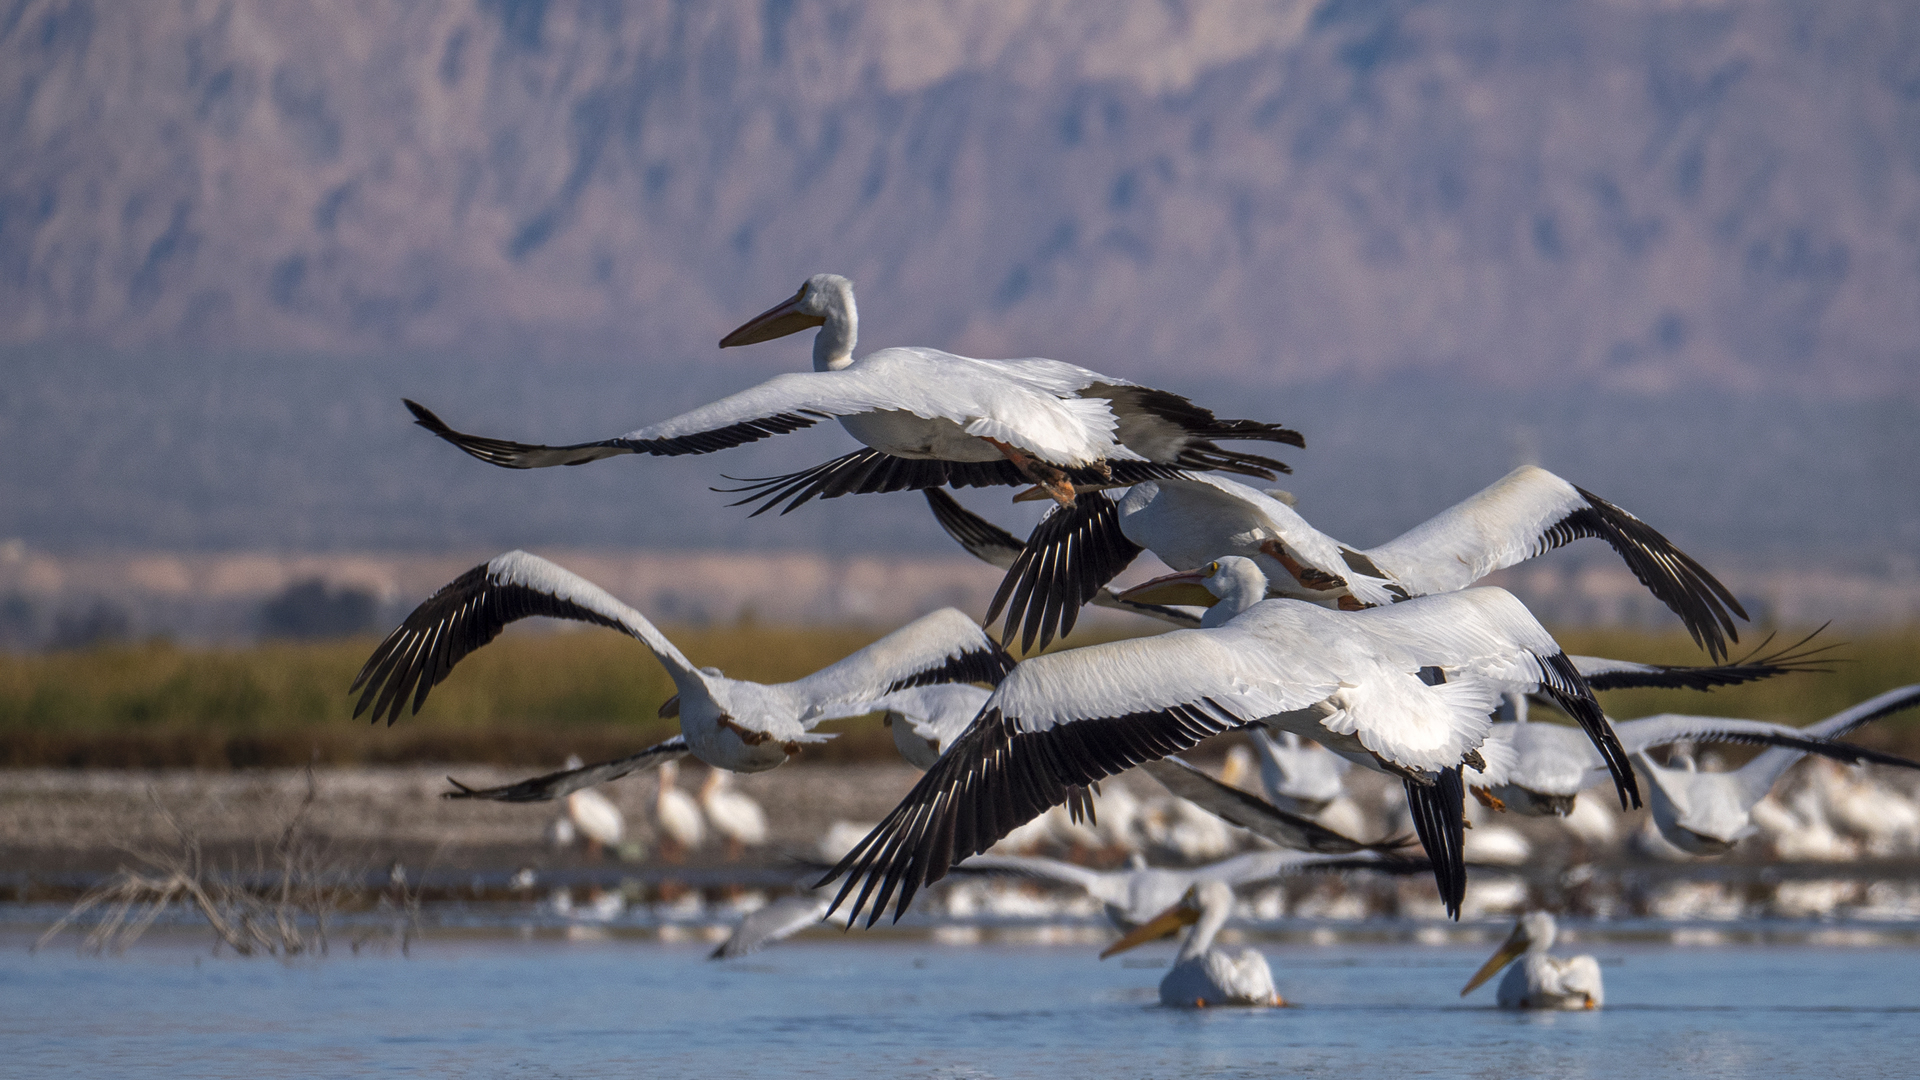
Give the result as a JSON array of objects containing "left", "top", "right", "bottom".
[
  {"left": 927, "top": 489, "right": 1200, "bottom": 629},
  {"left": 708, "top": 891, "right": 835, "bottom": 959},
  {"left": 819, "top": 615, "right": 1367, "bottom": 925},
  {"left": 875, "top": 683, "right": 993, "bottom": 754},
  {"left": 350, "top": 550, "right": 697, "bottom": 726},
  {"left": 984, "top": 493, "right": 1145, "bottom": 653},
  {"left": 442, "top": 737, "right": 690, "bottom": 803},
  {"left": 1074, "top": 382, "right": 1303, "bottom": 476},
  {"left": 1574, "top": 628, "right": 1837, "bottom": 692},
  {"left": 780, "top": 608, "right": 1014, "bottom": 725},
  {"left": 405, "top": 399, "right": 823, "bottom": 468},
  {"left": 1361, "top": 466, "right": 1747, "bottom": 660},
  {"left": 1613, "top": 715, "right": 1920, "bottom": 771},
  {"left": 1140, "top": 757, "right": 1412, "bottom": 855},
  {"left": 1350, "top": 588, "right": 1639, "bottom": 810},
  {"left": 949, "top": 853, "right": 1116, "bottom": 896},
  {"left": 1718, "top": 682, "right": 1920, "bottom": 800}
]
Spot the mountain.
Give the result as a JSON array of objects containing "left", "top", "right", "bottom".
[
  {"left": 1, "top": 0, "right": 1915, "bottom": 567},
  {"left": 4, "top": 0, "right": 1917, "bottom": 394}
]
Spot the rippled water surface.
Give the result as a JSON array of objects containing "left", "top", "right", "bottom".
[{"left": 5, "top": 932, "right": 1919, "bottom": 1078}]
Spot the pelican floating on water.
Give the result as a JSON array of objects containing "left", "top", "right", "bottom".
[
  {"left": 984, "top": 467, "right": 1746, "bottom": 654},
  {"left": 1461, "top": 912, "right": 1603, "bottom": 1010},
  {"left": 1100, "top": 881, "right": 1284, "bottom": 1008},
  {"left": 351, "top": 550, "right": 1011, "bottom": 773},
  {"left": 406, "top": 274, "right": 1302, "bottom": 509},
  {"left": 821, "top": 557, "right": 1637, "bottom": 926}
]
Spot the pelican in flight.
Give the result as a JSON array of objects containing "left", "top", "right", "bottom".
[
  {"left": 1461, "top": 912, "right": 1602, "bottom": 1010},
  {"left": 821, "top": 556, "right": 1639, "bottom": 926},
  {"left": 1100, "top": 881, "right": 1284, "bottom": 1008},
  {"left": 1632, "top": 685, "right": 1920, "bottom": 855},
  {"left": 351, "top": 550, "right": 1011, "bottom": 773},
  {"left": 405, "top": 274, "right": 1302, "bottom": 509},
  {"left": 1469, "top": 683, "right": 1920, "bottom": 826},
  {"left": 984, "top": 466, "right": 1746, "bottom": 655}
]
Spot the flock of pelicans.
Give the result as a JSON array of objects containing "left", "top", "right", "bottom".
[{"left": 351, "top": 273, "right": 1918, "bottom": 1010}]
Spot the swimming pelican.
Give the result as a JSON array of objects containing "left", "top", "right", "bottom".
[
  {"left": 654, "top": 759, "right": 706, "bottom": 859},
  {"left": 1100, "top": 881, "right": 1284, "bottom": 1008},
  {"left": 1461, "top": 912, "right": 1603, "bottom": 1010},
  {"left": 1632, "top": 685, "right": 1920, "bottom": 854},
  {"left": 405, "top": 274, "right": 1302, "bottom": 508},
  {"left": 351, "top": 550, "right": 1012, "bottom": 773},
  {"left": 986, "top": 467, "right": 1745, "bottom": 655},
  {"left": 821, "top": 557, "right": 1638, "bottom": 926},
  {"left": 1473, "top": 685, "right": 1920, "bottom": 832},
  {"left": 699, "top": 769, "right": 768, "bottom": 858}
]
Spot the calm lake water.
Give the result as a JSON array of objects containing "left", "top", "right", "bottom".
[{"left": 5, "top": 930, "right": 1918, "bottom": 1079}]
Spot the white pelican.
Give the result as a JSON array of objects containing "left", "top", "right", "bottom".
[
  {"left": 1100, "top": 881, "right": 1284, "bottom": 1008},
  {"left": 986, "top": 466, "right": 1746, "bottom": 656},
  {"left": 1633, "top": 685, "right": 1920, "bottom": 855},
  {"left": 1461, "top": 912, "right": 1603, "bottom": 1010},
  {"left": 877, "top": 683, "right": 992, "bottom": 770},
  {"left": 1472, "top": 685, "right": 1920, "bottom": 838},
  {"left": 351, "top": 550, "right": 1012, "bottom": 773},
  {"left": 699, "top": 769, "right": 768, "bottom": 858},
  {"left": 558, "top": 757, "right": 625, "bottom": 859},
  {"left": 654, "top": 759, "right": 706, "bottom": 859},
  {"left": 405, "top": 273, "right": 1302, "bottom": 508},
  {"left": 821, "top": 557, "right": 1639, "bottom": 925},
  {"left": 709, "top": 887, "right": 839, "bottom": 959}
]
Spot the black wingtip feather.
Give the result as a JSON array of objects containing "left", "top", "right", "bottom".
[
  {"left": 1404, "top": 767, "right": 1466, "bottom": 920},
  {"left": 985, "top": 494, "right": 1143, "bottom": 655},
  {"left": 1537, "top": 651, "right": 1641, "bottom": 810}
]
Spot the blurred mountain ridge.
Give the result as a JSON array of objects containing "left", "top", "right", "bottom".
[{"left": 4, "top": 0, "right": 1918, "bottom": 396}]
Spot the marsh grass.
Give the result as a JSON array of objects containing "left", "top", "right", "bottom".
[{"left": 3, "top": 621, "right": 1916, "bottom": 764}]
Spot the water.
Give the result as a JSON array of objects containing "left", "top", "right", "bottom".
[{"left": 5, "top": 932, "right": 1918, "bottom": 1079}]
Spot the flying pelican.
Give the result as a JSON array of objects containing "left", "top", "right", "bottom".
[
  {"left": 820, "top": 556, "right": 1638, "bottom": 926},
  {"left": 984, "top": 467, "right": 1746, "bottom": 655},
  {"left": 405, "top": 274, "right": 1303, "bottom": 508},
  {"left": 700, "top": 769, "right": 768, "bottom": 858},
  {"left": 1471, "top": 684, "right": 1920, "bottom": 828},
  {"left": 350, "top": 550, "right": 1012, "bottom": 773},
  {"left": 1461, "top": 912, "right": 1603, "bottom": 1010},
  {"left": 1136, "top": 755, "right": 1413, "bottom": 857},
  {"left": 1248, "top": 729, "right": 1352, "bottom": 816},
  {"left": 1100, "top": 881, "right": 1284, "bottom": 1008},
  {"left": 654, "top": 759, "right": 706, "bottom": 860},
  {"left": 1632, "top": 685, "right": 1920, "bottom": 855}
]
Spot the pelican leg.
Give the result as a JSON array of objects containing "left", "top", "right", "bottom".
[
  {"left": 1470, "top": 786, "right": 1508, "bottom": 813},
  {"left": 984, "top": 439, "right": 1076, "bottom": 506}
]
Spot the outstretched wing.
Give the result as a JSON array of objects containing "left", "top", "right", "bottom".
[
  {"left": 350, "top": 550, "right": 695, "bottom": 726},
  {"left": 442, "top": 737, "right": 690, "bottom": 802},
  {"left": 1574, "top": 628, "right": 1837, "bottom": 692},
  {"left": 405, "top": 399, "right": 824, "bottom": 468},
  {"left": 781, "top": 608, "right": 1014, "bottom": 724},
  {"left": 1080, "top": 383, "right": 1303, "bottom": 477},
  {"left": 709, "top": 890, "right": 834, "bottom": 959},
  {"left": 1139, "top": 757, "right": 1413, "bottom": 855},
  {"left": 716, "top": 450, "right": 1187, "bottom": 517},
  {"left": 818, "top": 622, "right": 1342, "bottom": 926},
  {"left": 983, "top": 493, "right": 1144, "bottom": 653},
  {"left": 1363, "top": 465, "right": 1748, "bottom": 660}
]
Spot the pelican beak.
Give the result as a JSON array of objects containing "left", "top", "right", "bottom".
[
  {"left": 1100, "top": 891, "right": 1201, "bottom": 959},
  {"left": 658, "top": 694, "right": 681, "bottom": 719},
  {"left": 1461, "top": 922, "right": 1530, "bottom": 996},
  {"left": 719, "top": 284, "right": 826, "bottom": 347},
  {"left": 1115, "top": 566, "right": 1220, "bottom": 608}
]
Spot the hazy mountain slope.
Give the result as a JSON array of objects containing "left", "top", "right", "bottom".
[{"left": 3, "top": 0, "right": 1917, "bottom": 395}]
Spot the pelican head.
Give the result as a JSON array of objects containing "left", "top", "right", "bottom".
[
  {"left": 1117, "top": 557, "right": 1269, "bottom": 625},
  {"left": 1462, "top": 911, "right": 1557, "bottom": 996},
  {"left": 1100, "top": 883, "right": 1205, "bottom": 958},
  {"left": 719, "top": 273, "right": 858, "bottom": 371}
]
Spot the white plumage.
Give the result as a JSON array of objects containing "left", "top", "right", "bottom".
[
  {"left": 700, "top": 768, "right": 769, "bottom": 856},
  {"left": 352, "top": 550, "right": 1010, "bottom": 774},
  {"left": 1461, "top": 912, "right": 1603, "bottom": 1010},
  {"left": 1099, "top": 880, "right": 1283, "bottom": 1008},
  {"left": 654, "top": 760, "right": 707, "bottom": 858}
]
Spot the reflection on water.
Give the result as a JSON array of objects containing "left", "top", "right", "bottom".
[{"left": 4, "top": 932, "right": 1919, "bottom": 1079}]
